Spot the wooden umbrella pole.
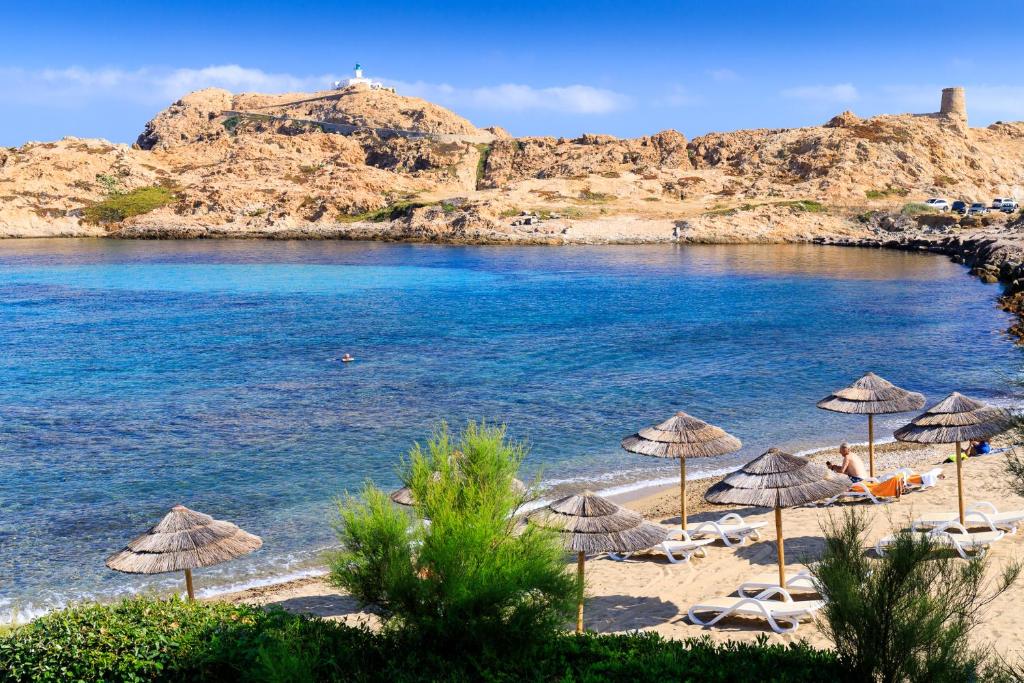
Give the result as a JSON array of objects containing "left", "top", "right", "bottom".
[
  {"left": 184, "top": 568, "right": 195, "bottom": 601},
  {"left": 774, "top": 506, "right": 786, "bottom": 589},
  {"left": 680, "top": 457, "right": 687, "bottom": 532},
  {"left": 955, "top": 441, "right": 965, "bottom": 525},
  {"left": 576, "top": 551, "right": 585, "bottom": 634},
  {"left": 867, "top": 414, "right": 875, "bottom": 478}
]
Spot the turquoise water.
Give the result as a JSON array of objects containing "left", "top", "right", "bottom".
[{"left": 0, "top": 239, "right": 1019, "bottom": 618}]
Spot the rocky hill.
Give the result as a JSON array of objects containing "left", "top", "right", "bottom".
[{"left": 2, "top": 84, "right": 1024, "bottom": 244}]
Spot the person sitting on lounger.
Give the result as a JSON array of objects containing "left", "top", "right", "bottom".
[
  {"left": 828, "top": 443, "right": 868, "bottom": 483},
  {"left": 967, "top": 440, "right": 991, "bottom": 457}
]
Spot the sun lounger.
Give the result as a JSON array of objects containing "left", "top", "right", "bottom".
[
  {"left": 816, "top": 477, "right": 903, "bottom": 506},
  {"left": 737, "top": 568, "right": 817, "bottom": 597},
  {"left": 912, "top": 502, "right": 1024, "bottom": 534},
  {"left": 687, "top": 513, "right": 767, "bottom": 547},
  {"left": 875, "top": 522, "right": 1005, "bottom": 560},
  {"left": 688, "top": 586, "right": 825, "bottom": 634},
  {"left": 903, "top": 467, "right": 942, "bottom": 490},
  {"left": 607, "top": 529, "right": 715, "bottom": 564}
]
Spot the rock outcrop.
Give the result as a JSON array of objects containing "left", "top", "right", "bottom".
[{"left": 3, "top": 85, "right": 1024, "bottom": 244}]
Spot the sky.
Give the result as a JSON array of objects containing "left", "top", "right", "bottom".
[{"left": 2, "top": 0, "right": 1024, "bottom": 147}]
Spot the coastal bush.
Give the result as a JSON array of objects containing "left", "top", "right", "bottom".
[
  {"left": 328, "top": 422, "right": 577, "bottom": 661},
  {"left": 779, "top": 199, "right": 826, "bottom": 213},
  {"left": 900, "top": 201, "right": 938, "bottom": 216},
  {"left": 83, "top": 186, "right": 176, "bottom": 224},
  {"left": 336, "top": 200, "right": 435, "bottom": 223},
  {"left": 814, "top": 509, "right": 1020, "bottom": 683},
  {"left": 0, "top": 598, "right": 840, "bottom": 682}
]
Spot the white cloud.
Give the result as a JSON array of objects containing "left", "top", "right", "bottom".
[
  {"left": 707, "top": 68, "right": 738, "bottom": 82},
  {"left": 391, "top": 79, "right": 629, "bottom": 114},
  {"left": 781, "top": 83, "right": 859, "bottom": 103},
  {"left": 0, "top": 65, "right": 629, "bottom": 116},
  {"left": 0, "top": 65, "right": 339, "bottom": 107}
]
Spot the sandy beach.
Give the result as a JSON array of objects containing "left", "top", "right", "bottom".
[{"left": 215, "top": 441, "right": 1024, "bottom": 658}]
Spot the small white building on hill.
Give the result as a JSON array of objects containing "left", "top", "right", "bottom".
[{"left": 332, "top": 64, "right": 393, "bottom": 92}]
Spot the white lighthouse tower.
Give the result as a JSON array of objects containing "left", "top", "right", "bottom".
[{"left": 333, "top": 63, "right": 392, "bottom": 91}]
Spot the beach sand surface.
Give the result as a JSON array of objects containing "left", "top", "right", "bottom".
[{"left": 217, "top": 443, "right": 1024, "bottom": 658}]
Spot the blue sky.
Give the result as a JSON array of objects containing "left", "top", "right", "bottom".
[{"left": 3, "top": 0, "right": 1023, "bottom": 146}]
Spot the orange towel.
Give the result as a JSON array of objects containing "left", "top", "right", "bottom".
[
  {"left": 851, "top": 478, "right": 903, "bottom": 499},
  {"left": 905, "top": 474, "right": 924, "bottom": 488}
]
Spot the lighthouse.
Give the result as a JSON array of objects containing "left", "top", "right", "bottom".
[{"left": 332, "top": 63, "right": 392, "bottom": 91}]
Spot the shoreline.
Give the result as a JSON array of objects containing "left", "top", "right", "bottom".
[{"left": 211, "top": 439, "right": 946, "bottom": 613}]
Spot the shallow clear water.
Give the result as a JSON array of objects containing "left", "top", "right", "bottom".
[{"left": 0, "top": 239, "right": 1019, "bottom": 618}]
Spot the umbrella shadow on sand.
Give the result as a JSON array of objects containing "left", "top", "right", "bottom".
[
  {"left": 268, "top": 593, "right": 371, "bottom": 620},
  {"left": 582, "top": 594, "right": 679, "bottom": 632},
  {"left": 731, "top": 535, "right": 826, "bottom": 568}
]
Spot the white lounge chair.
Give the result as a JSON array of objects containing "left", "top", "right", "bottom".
[
  {"left": 737, "top": 568, "right": 817, "bottom": 597},
  {"left": 913, "top": 502, "right": 1024, "bottom": 534},
  {"left": 607, "top": 529, "right": 714, "bottom": 564},
  {"left": 688, "top": 586, "right": 825, "bottom": 634},
  {"left": 875, "top": 522, "right": 1005, "bottom": 560},
  {"left": 687, "top": 513, "right": 767, "bottom": 547}
]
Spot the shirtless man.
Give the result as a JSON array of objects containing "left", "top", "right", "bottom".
[{"left": 828, "top": 442, "right": 868, "bottom": 482}]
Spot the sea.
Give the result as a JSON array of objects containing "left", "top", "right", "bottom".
[{"left": 0, "top": 238, "right": 1020, "bottom": 621}]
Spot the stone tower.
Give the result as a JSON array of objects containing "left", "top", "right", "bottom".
[{"left": 940, "top": 87, "right": 967, "bottom": 123}]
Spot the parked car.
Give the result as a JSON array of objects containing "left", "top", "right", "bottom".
[
  {"left": 924, "top": 198, "right": 950, "bottom": 212},
  {"left": 951, "top": 200, "right": 969, "bottom": 214},
  {"left": 969, "top": 202, "right": 988, "bottom": 215},
  {"left": 1001, "top": 199, "right": 1020, "bottom": 213},
  {"left": 991, "top": 198, "right": 1009, "bottom": 210}
]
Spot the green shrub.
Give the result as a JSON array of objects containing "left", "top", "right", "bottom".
[
  {"left": 0, "top": 598, "right": 839, "bottom": 682},
  {"left": 866, "top": 185, "right": 910, "bottom": 199},
  {"left": 779, "top": 199, "right": 826, "bottom": 213},
  {"left": 337, "top": 200, "right": 436, "bottom": 223},
  {"left": 900, "top": 202, "right": 938, "bottom": 216},
  {"left": 83, "top": 187, "right": 176, "bottom": 224},
  {"left": 578, "top": 188, "right": 614, "bottom": 203},
  {"left": 328, "top": 422, "right": 576, "bottom": 659},
  {"left": 814, "top": 509, "right": 1019, "bottom": 683}
]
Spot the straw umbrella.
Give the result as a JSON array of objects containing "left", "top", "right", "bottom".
[
  {"left": 531, "top": 491, "right": 668, "bottom": 633},
  {"left": 817, "top": 372, "right": 925, "bottom": 477},
  {"left": 894, "top": 392, "right": 1013, "bottom": 525},
  {"left": 621, "top": 411, "right": 741, "bottom": 532},
  {"left": 106, "top": 505, "right": 262, "bottom": 601},
  {"left": 705, "top": 448, "right": 851, "bottom": 588}
]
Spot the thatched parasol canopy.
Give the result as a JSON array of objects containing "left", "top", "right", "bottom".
[
  {"left": 106, "top": 505, "right": 262, "bottom": 600},
  {"left": 895, "top": 392, "right": 1013, "bottom": 524},
  {"left": 817, "top": 372, "right": 924, "bottom": 415},
  {"left": 817, "top": 372, "right": 925, "bottom": 477},
  {"left": 621, "top": 411, "right": 741, "bottom": 531},
  {"left": 893, "top": 392, "right": 1012, "bottom": 445},
  {"left": 531, "top": 491, "right": 668, "bottom": 633},
  {"left": 531, "top": 491, "right": 668, "bottom": 555},
  {"left": 705, "top": 448, "right": 851, "bottom": 587},
  {"left": 705, "top": 448, "right": 851, "bottom": 509}
]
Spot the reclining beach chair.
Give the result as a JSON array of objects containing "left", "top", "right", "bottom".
[
  {"left": 875, "top": 521, "right": 1005, "bottom": 560},
  {"left": 607, "top": 528, "right": 715, "bottom": 564},
  {"left": 901, "top": 467, "right": 942, "bottom": 491},
  {"left": 686, "top": 513, "right": 767, "bottom": 547},
  {"left": 816, "top": 477, "right": 904, "bottom": 506},
  {"left": 912, "top": 502, "right": 1024, "bottom": 534},
  {"left": 737, "top": 568, "right": 817, "bottom": 597},
  {"left": 688, "top": 586, "right": 825, "bottom": 634}
]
